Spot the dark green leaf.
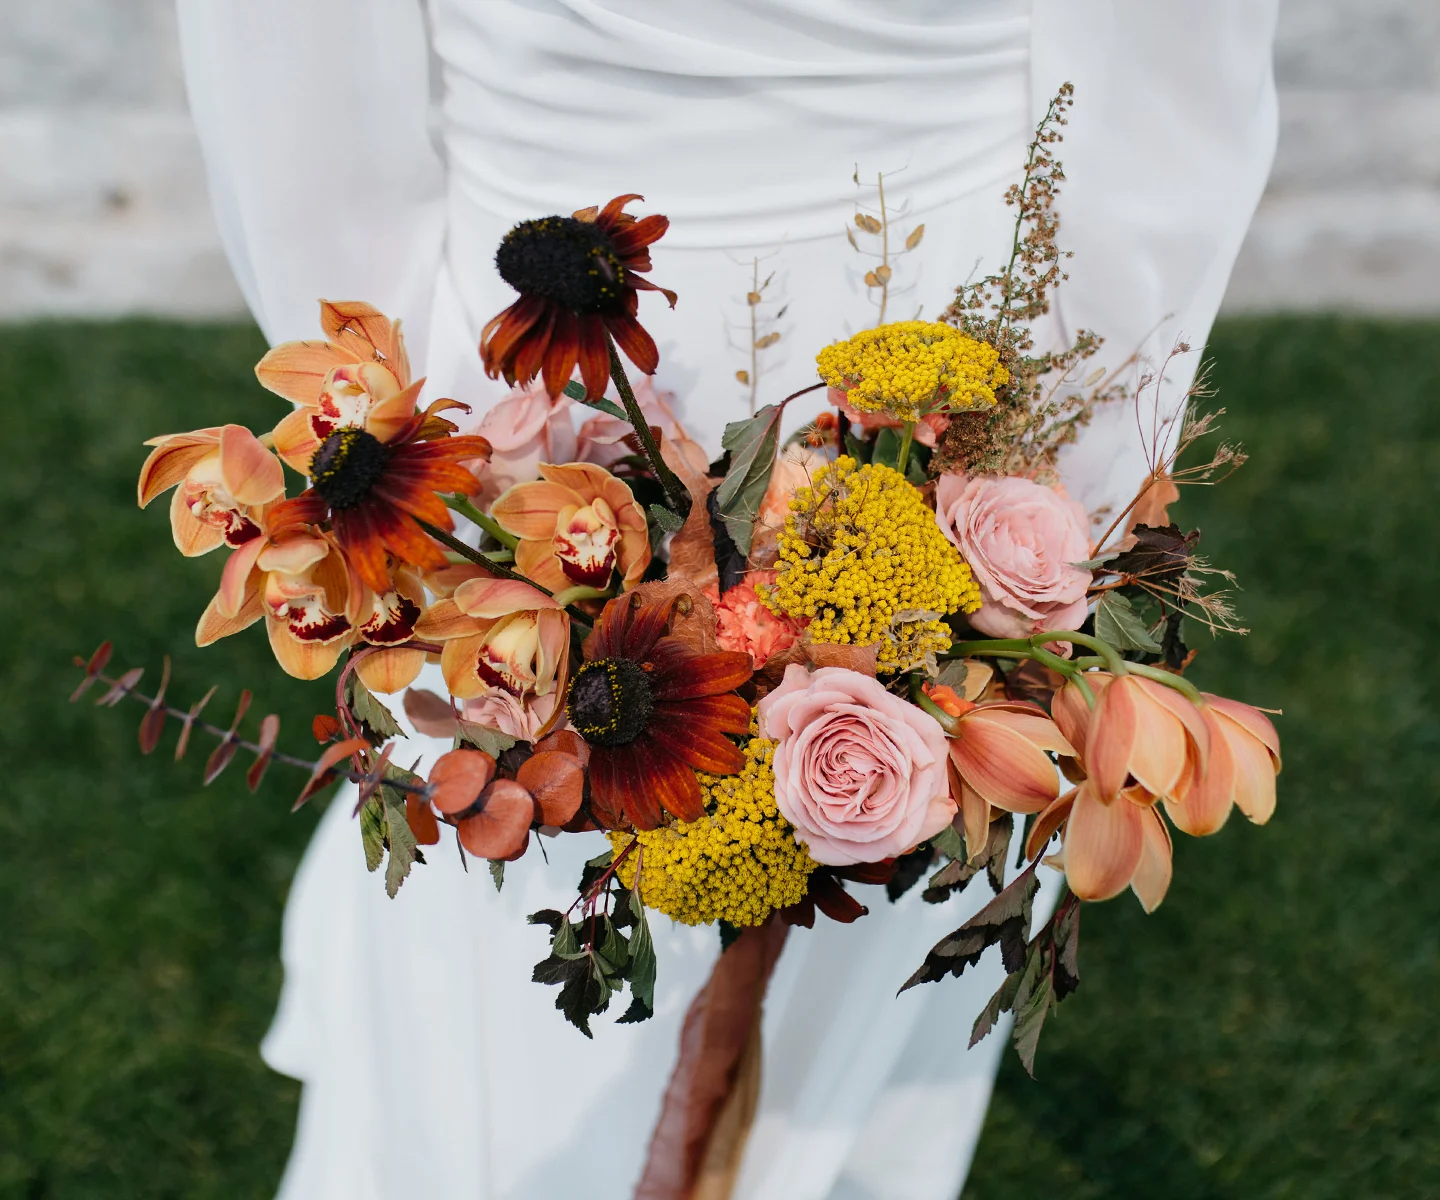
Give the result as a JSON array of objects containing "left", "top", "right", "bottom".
[
  {"left": 527, "top": 908, "right": 564, "bottom": 933},
  {"left": 934, "top": 659, "right": 969, "bottom": 693},
  {"left": 455, "top": 720, "right": 517, "bottom": 759},
  {"left": 1108, "top": 523, "right": 1195, "bottom": 585},
  {"left": 649, "top": 502, "right": 685, "bottom": 533},
  {"left": 596, "top": 916, "right": 629, "bottom": 976},
  {"left": 348, "top": 675, "right": 405, "bottom": 744},
  {"left": 628, "top": 894, "right": 656, "bottom": 1013},
  {"left": 901, "top": 862, "right": 1040, "bottom": 991},
  {"left": 843, "top": 429, "right": 872, "bottom": 463},
  {"left": 872, "top": 425, "right": 902, "bottom": 469},
  {"left": 382, "top": 792, "right": 419, "bottom": 899},
  {"left": 553, "top": 918, "right": 581, "bottom": 959},
  {"left": 969, "top": 967, "right": 1023, "bottom": 1048},
  {"left": 1094, "top": 591, "right": 1162, "bottom": 654},
  {"left": 930, "top": 823, "right": 966, "bottom": 863},
  {"left": 562, "top": 378, "right": 628, "bottom": 421},
  {"left": 616, "top": 995, "right": 654, "bottom": 1024},
  {"left": 1010, "top": 945, "right": 1055, "bottom": 1077},
  {"left": 923, "top": 817, "right": 1010, "bottom": 902},
  {"left": 715, "top": 405, "right": 784, "bottom": 557},
  {"left": 1052, "top": 899, "right": 1081, "bottom": 1001},
  {"left": 886, "top": 844, "right": 935, "bottom": 902},
  {"left": 359, "top": 795, "right": 385, "bottom": 873},
  {"left": 1071, "top": 550, "right": 1120, "bottom": 571},
  {"left": 578, "top": 849, "right": 613, "bottom": 898}
]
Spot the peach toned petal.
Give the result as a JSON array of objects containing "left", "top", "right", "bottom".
[
  {"left": 265, "top": 618, "right": 348, "bottom": 680},
  {"left": 949, "top": 714, "right": 1061, "bottom": 814},
  {"left": 439, "top": 634, "right": 489, "bottom": 700},
  {"left": 320, "top": 300, "right": 408, "bottom": 382},
  {"left": 977, "top": 704, "right": 1077, "bottom": 756},
  {"left": 1026, "top": 788, "right": 1076, "bottom": 861},
  {"left": 414, "top": 598, "right": 489, "bottom": 642},
  {"left": 1135, "top": 677, "right": 1210, "bottom": 771},
  {"left": 1205, "top": 694, "right": 1282, "bottom": 769},
  {"left": 168, "top": 487, "right": 226, "bottom": 557},
  {"left": 137, "top": 435, "right": 216, "bottom": 507},
  {"left": 196, "top": 588, "right": 263, "bottom": 647},
  {"left": 368, "top": 375, "right": 424, "bottom": 445},
  {"left": 453, "top": 576, "right": 563, "bottom": 617},
  {"left": 1124, "top": 686, "right": 1189, "bottom": 801},
  {"left": 1086, "top": 674, "right": 1140, "bottom": 802},
  {"left": 1163, "top": 708, "right": 1235, "bottom": 836},
  {"left": 1051, "top": 675, "right": 1101, "bottom": 758},
  {"left": 270, "top": 406, "right": 322, "bottom": 475},
  {"left": 356, "top": 647, "right": 426, "bottom": 695},
  {"left": 1130, "top": 807, "right": 1174, "bottom": 913},
  {"left": 217, "top": 536, "right": 266, "bottom": 618},
  {"left": 218, "top": 424, "right": 285, "bottom": 506},
  {"left": 1064, "top": 783, "right": 1146, "bottom": 902},
  {"left": 255, "top": 339, "right": 350, "bottom": 405},
  {"left": 491, "top": 481, "right": 577, "bottom": 539},
  {"left": 960, "top": 784, "right": 990, "bottom": 864},
  {"left": 617, "top": 521, "right": 653, "bottom": 590},
  {"left": 514, "top": 539, "right": 571, "bottom": 593},
  {"left": 255, "top": 533, "right": 329, "bottom": 576},
  {"left": 536, "top": 460, "right": 618, "bottom": 496},
  {"left": 423, "top": 562, "right": 494, "bottom": 598},
  {"left": 1225, "top": 716, "right": 1278, "bottom": 825}
]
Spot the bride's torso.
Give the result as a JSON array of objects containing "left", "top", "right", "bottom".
[{"left": 423, "top": 0, "right": 1035, "bottom": 442}]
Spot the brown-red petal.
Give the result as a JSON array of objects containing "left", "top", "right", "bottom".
[
  {"left": 516, "top": 750, "right": 585, "bottom": 826},
  {"left": 651, "top": 651, "right": 752, "bottom": 702},
  {"left": 457, "top": 778, "right": 532, "bottom": 861},
  {"left": 428, "top": 749, "right": 498, "bottom": 815}
]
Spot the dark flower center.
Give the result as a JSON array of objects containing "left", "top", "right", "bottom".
[
  {"left": 566, "top": 657, "right": 654, "bottom": 747},
  {"left": 495, "top": 216, "right": 625, "bottom": 314},
  {"left": 310, "top": 427, "right": 390, "bottom": 510}
]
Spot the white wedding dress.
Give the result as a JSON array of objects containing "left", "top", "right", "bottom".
[{"left": 175, "top": 3, "right": 1278, "bottom": 1197}]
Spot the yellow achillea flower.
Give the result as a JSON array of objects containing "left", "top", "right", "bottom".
[
  {"left": 815, "top": 320, "right": 1008, "bottom": 422},
  {"left": 761, "top": 457, "right": 981, "bottom": 673},
  {"left": 608, "top": 736, "right": 815, "bottom": 927}
]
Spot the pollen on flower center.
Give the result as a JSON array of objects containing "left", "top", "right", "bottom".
[
  {"left": 309, "top": 427, "right": 390, "bottom": 509},
  {"left": 566, "top": 657, "right": 654, "bottom": 747},
  {"left": 495, "top": 216, "right": 625, "bottom": 314}
]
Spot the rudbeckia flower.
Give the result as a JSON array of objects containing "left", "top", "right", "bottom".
[
  {"left": 480, "top": 194, "right": 677, "bottom": 399},
  {"left": 267, "top": 402, "right": 491, "bottom": 595},
  {"left": 137, "top": 424, "right": 284, "bottom": 555},
  {"left": 195, "top": 510, "right": 425, "bottom": 692},
  {"left": 490, "top": 462, "right": 650, "bottom": 594},
  {"left": 567, "top": 593, "right": 752, "bottom": 830}
]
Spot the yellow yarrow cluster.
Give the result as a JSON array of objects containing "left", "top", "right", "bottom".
[
  {"left": 762, "top": 457, "right": 981, "bottom": 673},
  {"left": 815, "top": 320, "right": 1009, "bottom": 421},
  {"left": 608, "top": 736, "right": 815, "bottom": 927}
]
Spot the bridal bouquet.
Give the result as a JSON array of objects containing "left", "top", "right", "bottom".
[{"left": 80, "top": 88, "right": 1279, "bottom": 1190}]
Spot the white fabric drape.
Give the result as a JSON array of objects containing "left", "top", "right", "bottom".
[{"left": 174, "top": 3, "right": 1277, "bottom": 1197}]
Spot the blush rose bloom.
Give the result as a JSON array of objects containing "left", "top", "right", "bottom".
[
  {"left": 758, "top": 664, "right": 955, "bottom": 866},
  {"left": 474, "top": 383, "right": 578, "bottom": 506},
  {"left": 935, "top": 473, "right": 1092, "bottom": 639}
]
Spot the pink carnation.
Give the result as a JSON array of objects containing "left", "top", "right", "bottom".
[
  {"left": 713, "top": 570, "right": 804, "bottom": 668},
  {"left": 934, "top": 473, "right": 1093, "bottom": 640},
  {"left": 758, "top": 664, "right": 955, "bottom": 866}
]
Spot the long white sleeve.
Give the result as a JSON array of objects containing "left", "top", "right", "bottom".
[
  {"left": 174, "top": 0, "right": 448, "bottom": 351},
  {"left": 1032, "top": 0, "right": 1280, "bottom": 523}
]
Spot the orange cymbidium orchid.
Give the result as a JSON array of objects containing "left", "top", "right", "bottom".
[
  {"left": 929, "top": 684, "right": 1075, "bottom": 861},
  {"left": 413, "top": 574, "right": 571, "bottom": 741},
  {"left": 195, "top": 511, "right": 425, "bottom": 693},
  {"left": 490, "top": 462, "right": 650, "bottom": 594},
  {"left": 255, "top": 300, "right": 425, "bottom": 474},
  {"left": 137, "top": 424, "right": 285, "bottom": 555}
]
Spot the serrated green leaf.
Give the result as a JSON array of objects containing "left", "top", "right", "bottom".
[
  {"left": 715, "top": 404, "right": 784, "bottom": 557},
  {"left": 931, "top": 823, "right": 966, "bottom": 863},
  {"left": 1094, "top": 591, "right": 1162, "bottom": 654},
  {"left": 455, "top": 720, "right": 517, "bottom": 759},
  {"left": 349, "top": 675, "right": 405, "bottom": 744},
  {"left": 628, "top": 894, "right": 656, "bottom": 1013},
  {"left": 649, "top": 502, "right": 685, "bottom": 533},
  {"left": 359, "top": 796, "right": 385, "bottom": 873},
  {"left": 597, "top": 915, "right": 629, "bottom": 977},
  {"left": 383, "top": 793, "right": 419, "bottom": 898},
  {"left": 488, "top": 859, "right": 505, "bottom": 892},
  {"left": 1010, "top": 947, "right": 1055, "bottom": 1077},
  {"left": 553, "top": 918, "right": 580, "bottom": 959},
  {"left": 616, "top": 994, "right": 654, "bottom": 1024},
  {"left": 969, "top": 967, "right": 1023, "bottom": 1048},
  {"left": 902, "top": 862, "right": 1040, "bottom": 990}
]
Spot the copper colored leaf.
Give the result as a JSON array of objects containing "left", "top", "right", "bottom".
[
  {"left": 905, "top": 223, "right": 925, "bottom": 250},
  {"left": 874, "top": 263, "right": 893, "bottom": 285},
  {"left": 428, "top": 749, "right": 497, "bottom": 816},
  {"left": 634, "top": 921, "right": 788, "bottom": 1200},
  {"left": 350, "top": 742, "right": 396, "bottom": 814},
  {"left": 138, "top": 656, "right": 173, "bottom": 755},
  {"left": 659, "top": 431, "right": 719, "bottom": 593},
  {"left": 293, "top": 737, "right": 370, "bottom": 810},
  {"left": 516, "top": 751, "right": 585, "bottom": 826},
  {"left": 803, "top": 640, "right": 879, "bottom": 678},
  {"left": 312, "top": 713, "right": 343, "bottom": 743},
  {"left": 632, "top": 579, "right": 720, "bottom": 655},
  {"left": 203, "top": 739, "right": 239, "bottom": 785},
  {"left": 245, "top": 713, "right": 281, "bottom": 791},
  {"left": 808, "top": 872, "right": 868, "bottom": 923},
  {"left": 754, "top": 331, "right": 781, "bottom": 349},
  {"left": 407, "top": 792, "right": 441, "bottom": 846},
  {"left": 70, "top": 642, "right": 114, "bottom": 702},
  {"left": 535, "top": 729, "right": 591, "bottom": 767},
  {"left": 175, "top": 685, "right": 217, "bottom": 762},
  {"left": 403, "top": 687, "right": 459, "bottom": 738},
  {"left": 854, "top": 213, "right": 882, "bottom": 234},
  {"left": 456, "top": 779, "right": 532, "bottom": 861},
  {"left": 864, "top": 270, "right": 881, "bottom": 288},
  {"left": 96, "top": 667, "right": 144, "bottom": 708}
]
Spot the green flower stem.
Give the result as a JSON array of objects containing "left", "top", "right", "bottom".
[
  {"left": 896, "top": 420, "right": 916, "bottom": 476},
  {"left": 417, "top": 520, "right": 593, "bottom": 630},
  {"left": 444, "top": 494, "right": 519, "bottom": 550},
  {"left": 1123, "top": 660, "right": 1205, "bottom": 706},
  {"left": 909, "top": 673, "right": 959, "bottom": 735},
  {"left": 607, "top": 337, "right": 691, "bottom": 518},
  {"left": 945, "top": 638, "right": 1035, "bottom": 658},
  {"left": 1031, "top": 630, "right": 1128, "bottom": 677},
  {"left": 445, "top": 548, "right": 512, "bottom": 565},
  {"left": 552, "top": 584, "right": 613, "bottom": 608}
]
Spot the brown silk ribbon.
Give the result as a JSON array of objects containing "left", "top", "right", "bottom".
[{"left": 634, "top": 920, "right": 789, "bottom": 1200}]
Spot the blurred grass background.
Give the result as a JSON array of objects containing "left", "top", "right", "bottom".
[{"left": 0, "top": 317, "right": 1435, "bottom": 1198}]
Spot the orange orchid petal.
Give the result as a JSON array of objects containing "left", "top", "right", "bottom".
[
  {"left": 439, "top": 634, "right": 490, "bottom": 700},
  {"left": 453, "top": 576, "right": 562, "bottom": 618},
  {"left": 355, "top": 647, "right": 426, "bottom": 695},
  {"left": 368, "top": 376, "right": 424, "bottom": 445},
  {"left": 255, "top": 339, "right": 351, "bottom": 405},
  {"left": 319, "top": 300, "right": 409, "bottom": 385},
  {"left": 960, "top": 782, "right": 990, "bottom": 863},
  {"left": 491, "top": 481, "right": 577, "bottom": 540},
  {"left": 1223, "top": 714, "right": 1278, "bottom": 825},
  {"left": 514, "top": 539, "right": 571, "bottom": 594},
  {"left": 266, "top": 618, "right": 349, "bottom": 680},
  {"left": 1130, "top": 806, "right": 1174, "bottom": 913},
  {"left": 218, "top": 424, "right": 285, "bottom": 506},
  {"left": 414, "top": 598, "right": 489, "bottom": 642},
  {"left": 196, "top": 588, "right": 263, "bottom": 647},
  {"left": 1050, "top": 674, "right": 1105, "bottom": 758},
  {"left": 1135, "top": 677, "right": 1210, "bottom": 772},
  {"left": 271, "top": 406, "right": 322, "bottom": 475},
  {"left": 168, "top": 487, "right": 226, "bottom": 557},
  {"left": 137, "top": 435, "right": 217, "bottom": 507},
  {"left": 1064, "top": 782, "right": 1146, "bottom": 902},
  {"left": 217, "top": 536, "right": 266, "bottom": 619},
  {"left": 1163, "top": 707, "right": 1235, "bottom": 836}
]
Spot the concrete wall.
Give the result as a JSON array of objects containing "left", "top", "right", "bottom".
[{"left": 1, "top": 1, "right": 1436, "bottom": 319}]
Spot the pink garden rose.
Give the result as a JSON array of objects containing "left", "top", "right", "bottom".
[
  {"left": 474, "top": 383, "right": 577, "bottom": 506},
  {"left": 576, "top": 377, "right": 709, "bottom": 478},
  {"left": 934, "top": 473, "right": 1092, "bottom": 639},
  {"left": 758, "top": 664, "right": 955, "bottom": 866}
]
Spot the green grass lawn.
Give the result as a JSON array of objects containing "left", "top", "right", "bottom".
[{"left": 0, "top": 317, "right": 1435, "bottom": 1198}]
